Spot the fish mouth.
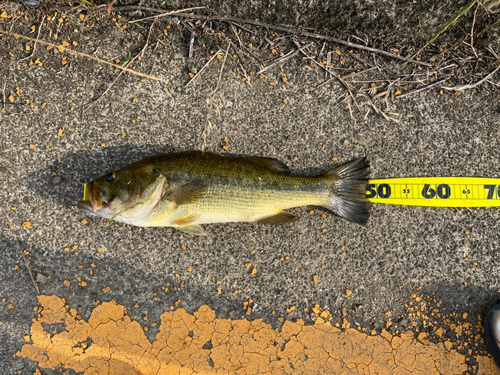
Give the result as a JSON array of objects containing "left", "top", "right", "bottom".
[
  {"left": 79, "top": 181, "right": 109, "bottom": 213},
  {"left": 77, "top": 200, "right": 114, "bottom": 219},
  {"left": 93, "top": 181, "right": 113, "bottom": 212},
  {"left": 78, "top": 182, "right": 114, "bottom": 219},
  {"left": 77, "top": 200, "right": 94, "bottom": 214},
  {"left": 90, "top": 199, "right": 109, "bottom": 212}
]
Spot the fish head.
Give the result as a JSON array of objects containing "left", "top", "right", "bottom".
[
  {"left": 78, "top": 168, "right": 138, "bottom": 219},
  {"left": 78, "top": 165, "right": 165, "bottom": 222}
]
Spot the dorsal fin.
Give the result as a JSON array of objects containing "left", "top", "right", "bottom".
[{"left": 243, "top": 156, "right": 291, "bottom": 173}]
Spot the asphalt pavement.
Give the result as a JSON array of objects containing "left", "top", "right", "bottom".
[{"left": 1, "top": 1, "right": 500, "bottom": 374}]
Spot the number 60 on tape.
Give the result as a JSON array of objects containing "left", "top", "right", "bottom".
[{"left": 366, "top": 177, "right": 500, "bottom": 207}]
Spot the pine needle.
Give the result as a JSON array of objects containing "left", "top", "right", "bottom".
[
  {"left": 0, "top": 30, "right": 162, "bottom": 81},
  {"left": 402, "top": 0, "right": 480, "bottom": 69}
]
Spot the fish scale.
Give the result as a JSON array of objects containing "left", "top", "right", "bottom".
[{"left": 144, "top": 178, "right": 328, "bottom": 226}]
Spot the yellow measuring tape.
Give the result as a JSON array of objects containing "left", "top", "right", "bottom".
[
  {"left": 367, "top": 177, "right": 500, "bottom": 207},
  {"left": 83, "top": 184, "right": 90, "bottom": 201}
]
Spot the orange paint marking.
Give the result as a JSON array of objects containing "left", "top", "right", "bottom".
[{"left": 16, "top": 295, "right": 499, "bottom": 374}]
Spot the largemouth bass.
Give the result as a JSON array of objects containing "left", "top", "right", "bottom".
[{"left": 78, "top": 152, "right": 370, "bottom": 235}]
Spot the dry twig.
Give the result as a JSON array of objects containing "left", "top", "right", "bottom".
[
  {"left": 179, "top": 19, "right": 196, "bottom": 59},
  {"left": 63, "top": 5, "right": 431, "bottom": 67},
  {"left": 296, "top": 41, "right": 373, "bottom": 127},
  {"left": 0, "top": 30, "right": 161, "bottom": 81},
  {"left": 125, "top": 6, "right": 205, "bottom": 24},
  {"left": 185, "top": 49, "right": 222, "bottom": 88},
  {"left": 257, "top": 43, "right": 313, "bottom": 75},
  {"left": 17, "top": 15, "right": 45, "bottom": 63},
  {"left": 365, "top": 98, "right": 400, "bottom": 123},
  {"left": 210, "top": 44, "right": 231, "bottom": 96},
  {"left": 395, "top": 78, "right": 449, "bottom": 99},
  {"left": 469, "top": 1, "right": 480, "bottom": 57},
  {"left": 293, "top": 40, "right": 363, "bottom": 115},
  {"left": 403, "top": 0, "right": 479, "bottom": 68},
  {"left": 441, "top": 67, "right": 500, "bottom": 92},
  {"left": 1, "top": 81, "right": 5, "bottom": 111},
  {"left": 83, "top": 20, "right": 157, "bottom": 113}
]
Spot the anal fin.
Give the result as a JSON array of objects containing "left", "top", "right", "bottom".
[
  {"left": 256, "top": 211, "right": 300, "bottom": 225},
  {"left": 176, "top": 224, "right": 206, "bottom": 235}
]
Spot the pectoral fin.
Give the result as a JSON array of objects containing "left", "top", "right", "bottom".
[
  {"left": 176, "top": 224, "right": 206, "bottom": 235},
  {"left": 171, "top": 213, "right": 199, "bottom": 225},
  {"left": 167, "top": 180, "right": 206, "bottom": 207},
  {"left": 256, "top": 211, "right": 300, "bottom": 225}
]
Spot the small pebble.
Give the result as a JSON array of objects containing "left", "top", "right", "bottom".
[
  {"left": 36, "top": 273, "right": 48, "bottom": 284},
  {"left": 52, "top": 176, "right": 62, "bottom": 184}
]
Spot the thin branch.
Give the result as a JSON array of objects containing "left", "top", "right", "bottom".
[
  {"left": 17, "top": 15, "right": 45, "bottom": 63},
  {"left": 365, "top": 98, "right": 400, "bottom": 123},
  {"left": 488, "top": 46, "right": 499, "bottom": 60},
  {"left": 84, "top": 20, "right": 157, "bottom": 113},
  {"left": 238, "top": 60, "right": 252, "bottom": 87},
  {"left": 293, "top": 40, "right": 366, "bottom": 121},
  {"left": 179, "top": 18, "right": 195, "bottom": 34},
  {"left": 179, "top": 19, "right": 196, "bottom": 59},
  {"left": 0, "top": 200, "right": 39, "bottom": 294},
  {"left": 63, "top": 5, "right": 431, "bottom": 67},
  {"left": 180, "top": 12, "right": 432, "bottom": 66},
  {"left": 210, "top": 43, "right": 231, "bottom": 96},
  {"left": 333, "top": 94, "right": 350, "bottom": 107},
  {"left": 317, "top": 67, "right": 378, "bottom": 88},
  {"left": 257, "top": 49, "right": 296, "bottom": 75},
  {"left": 326, "top": 51, "right": 332, "bottom": 79},
  {"left": 228, "top": 24, "right": 263, "bottom": 64},
  {"left": 218, "top": 44, "right": 231, "bottom": 84},
  {"left": 441, "top": 67, "right": 500, "bottom": 92},
  {"left": 395, "top": 78, "right": 449, "bottom": 99},
  {"left": 185, "top": 49, "right": 222, "bottom": 88},
  {"left": 1, "top": 81, "right": 5, "bottom": 111},
  {"left": 402, "top": 0, "right": 479, "bottom": 68},
  {"left": 223, "top": 33, "right": 252, "bottom": 86},
  {"left": 189, "top": 31, "right": 195, "bottom": 59},
  {"left": 0, "top": 30, "right": 161, "bottom": 81},
  {"left": 469, "top": 1, "right": 480, "bottom": 57},
  {"left": 230, "top": 23, "right": 245, "bottom": 50},
  {"left": 294, "top": 41, "right": 355, "bottom": 101},
  {"left": 22, "top": 71, "right": 42, "bottom": 89},
  {"left": 229, "top": 22, "right": 256, "bottom": 35},
  {"left": 257, "top": 43, "right": 313, "bottom": 75},
  {"left": 125, "top": 6, "right": 205, "bottom": 24}
]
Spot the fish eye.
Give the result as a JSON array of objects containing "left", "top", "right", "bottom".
[{"left": 106, "top": 173, "right": 115, "bottom": 182}]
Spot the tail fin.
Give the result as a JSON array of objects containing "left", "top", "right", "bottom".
[{"left": 321, "top": 157, "right": 370, "bottom": 224}]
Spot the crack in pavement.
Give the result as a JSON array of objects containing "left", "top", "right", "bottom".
[{"left": 15, "top": 295, "right": 499, "bottom": 374}]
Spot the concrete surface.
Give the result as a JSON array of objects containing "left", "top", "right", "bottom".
[{"left": 1, "top": 0, "right": 500, "bottom": 373}]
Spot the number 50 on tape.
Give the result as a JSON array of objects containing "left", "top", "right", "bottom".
[{"left": 367, "top": 177, "right": 500, "bottom": 207}]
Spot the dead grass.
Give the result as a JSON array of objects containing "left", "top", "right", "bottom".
[{"left": 1, "top": 1, "right": 498, "bottom": 121}]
